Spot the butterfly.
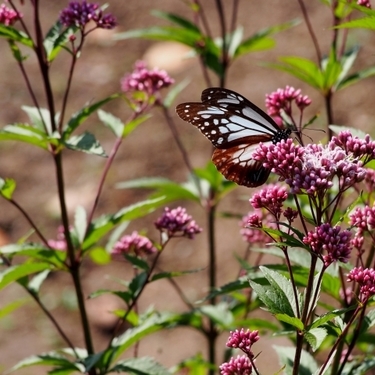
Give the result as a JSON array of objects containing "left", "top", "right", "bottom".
[{"left": 176, "top": 87, "right": 292, "bottom": 187}]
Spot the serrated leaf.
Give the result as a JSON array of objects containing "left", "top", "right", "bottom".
[
  {"left": 0, "top": 177, "right": 16, "bottom": 199},
  {"left": 336, "top": 16, "right": 375, "bottom": 30},
  {"left": 125, "top": 254, "right": 150, "bottom": 272},
  {"left": 8, "top": 39, "right": 26, "bottom": 62},
  {"left": 110, "top": 356, "right": 171, "bottom": 375},
  {"left": 336, "top": 65, "right": 375, "bottom": 91},
  {"left": 64, "top": 132, "right": 107, "bottom": 157},
  {"left": 305, "top": 327, "right": 327, "bottom": 351},
  {"left": 151, "top": 268, "right": 202, "bottom": 282}
]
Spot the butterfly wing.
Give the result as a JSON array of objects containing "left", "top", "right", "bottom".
[
  {"left": 176, "top": 87, "right": 288, "bottom": 187},
  {"left": 212, "top": 143, "right": 272, "bottom": 187}
]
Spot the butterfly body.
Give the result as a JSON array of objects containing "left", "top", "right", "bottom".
[{"left": 176, "top": 87, "right": 291, "bottom": 187}]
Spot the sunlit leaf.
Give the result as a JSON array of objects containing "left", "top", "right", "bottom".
[{"left": 64, "top": 132, "right": 107, "bottom": 157}]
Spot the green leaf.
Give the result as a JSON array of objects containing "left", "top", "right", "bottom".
[
  {"left": 336, "top": 16, "right": 375, "bottom": 30},
  {"left": 62, "top": 94, "right": 118, "bottom": 139},
  {"left": 274, "top": 314, "right": 304, "bottom": 330},
  {"left": 310, "top": 307, "right": 354, "bottom": 330},
  {"left": 0, "top": 243, "right": 67, "bottom": 268},
  {"left": 74, "top": 206, "right": 87, "bottom": 244},
  {"left": 64, "top": 132, "right": 107, "bottom": 157},
  {"left": 110, "top": 357, "right": 171, "bottom": 375},
  {"left": 336, "top": 65, "right": 375, "bottom": 91},
  {"left": 0, "top": 263, "right": 52, "bottom": 291},
  {"left": 22, "top": 106, "right": 53, "bottom": 134},
  {"left": 44, "top": 21, "right": 77, "bottom": 62},
  {"left": 0, "top": 298, "right": 29, "bottom": 319},
  {"left": 122, "top": 114, "right": 151, "bottom": 138},
  {"left": 8, "top": 352, "right": 85, "bottom": 373},
  {"left": 0, "top": 177, "right": 16, "bottom": 199},
  {"left": 200, "top": 302, "right": 234, "bottom": 329},
  {"left": 8, "top": 39, "right": 26, "bottom": 62},
  {"left": 83, "top": 197, "right": 165, "bottom": 250},
  {"left": 98, "top": 109, "right": 124, "bottom": 138},
  {"left": 125, "top": 254, "right": 150, "bottom": 272},
  {"left": 234, "top": 19, "right": 299, "bottom": 58},
  {"left": 151, "top": 10, "right": 200, "bottom": 33},
  {"left": 274, "top": 346, "right": 319, "bottom": 375},
  {"left": 89, "top": 247, "right": 111, "bottom": 265},
  {"left": 28, "top": 270, "right": 50, "bottom": 295},
  {"left": 305, "top": 327, "right": 327, "bottom": 352},
  {"left": 116, "top": 177, "right": 199, "bottom": 203},
  {"left": 266, "top": 56, "right": 324, "bottom": 90},
  {"left": 151, "top": 268, "right": 202, "bottom": 282},
  {"left": 0, "top": 124, "right": 52, "bottom": 149},
  {"left": 0, "top": 24, "right": 33, "bottom": 46},
  {"left": 108, "top": 312, "right": 179, "bottom": 363},
  {"left": 163, "top": 78, "right": 190, "bottom": 108}
]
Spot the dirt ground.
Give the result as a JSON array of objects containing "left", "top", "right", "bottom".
[{"left": 1, "top": 1, "right": 375, "bottom": 374}]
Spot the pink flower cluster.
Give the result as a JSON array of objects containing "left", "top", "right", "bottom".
[
  {"left": 253, "top": 132, "right": 368, "bottom": 196},
  {"left": 303, "top": 224, "right": 352, "bottom": 267},
  {"left": 349, "top": 204, "right": 375, "bottom": 233},
  {"left": 240, "top": 210, "right": 275, "bottom": 245},
  {"left": 220, "top": 329, "right": 259, "bottom": 375},
  {"left": 121, "top": 61, "right": 174, "bottom": 97},
  {"left": 60, "top": 0, "right": 116, "bottom": 30},
  {"left": 357, "top": 0, "right": 371, "bottom": 8},
  {"left": 220, "top": 355, "right": 253, "bottom": 375},
  {"left": 265, "top": 86, "right": 311, "bottom": 124},
  {"left": 155, "top": 207, "right": 202, "bottom": 239},
  {"left": 48, "top": 226, "right": 67, "bottom": 251},
  {"left": 0, "top": 3, "right": 21, "bottom": 25},
  {"left": 347, "top": 267, "right": 375, "bottom": 300},
  {"left": 112, "top": 231, "right": 156, "bottom": 256},
  {"left": 250, "top": 184, "right": 288, "bottom": 219}
]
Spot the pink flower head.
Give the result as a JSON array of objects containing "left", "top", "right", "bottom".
[
  {"left": 253, "top": 141, "right": 365, "bottom": 195},
  {"left": 155, "top": 207, "right": 202, "bottom": 239},
  {"left": 112, "top": 231, "right": 157, "bottom": 256},
  {"left": 48, "top": 226, "right": 67, "bottom": 251},
  {"left": 220, "top": 355, "right": 253, "bottom": 375},
  {"left": 265, "top": 86, "right": 311, "bottom": 122},
  {"left": 0, "top": 4, "right": 22, "bottom": 25},
  {"left": 347, "top": 267, "right": 375, "bottom": 300},
  {"left": 349, "top": 204, "right": 375, "bottom": 232},
  {"left": 59, "top": 0, "right": 116, "bottom": 30},
  {"left": 240, "top": 210, "right": 275, "bottom": 245},
  {"left": 331, "top": 131, "right": 375, "bottom": 163},
  {"left": 226, "top": 329, "right": 259, "bottom": 357},
  {"left": 357, "top": 0, "right": 371, "bottom": 8},
  {"left": 303, "top": 224, "right": 352, "bottom": 267},
  {"left": 250, "top": 184, "right": 288, "bottom": 219},
  {"left": 121, "top": 61, "right": 174, "bottom": 97},
  {"left": 364, "top": 168, "right": 375, "bottom": 192}
]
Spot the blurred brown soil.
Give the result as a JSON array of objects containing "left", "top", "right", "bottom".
[{"left": 1, "top": 1, "right": 375, "bottom": 374}]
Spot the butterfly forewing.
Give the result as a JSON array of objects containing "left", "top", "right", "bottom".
[{"left": 176, "top": 87, "right": 291, "bottom": 187}]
